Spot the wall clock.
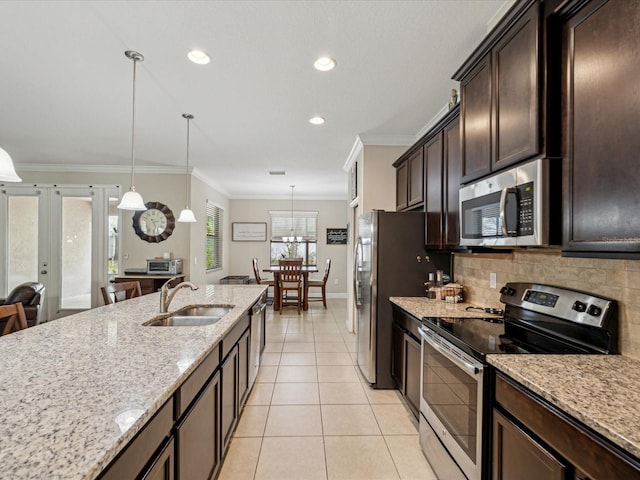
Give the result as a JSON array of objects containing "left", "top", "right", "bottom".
[{"left": 132, "top": 201, "right": 175, "bottom": 243}]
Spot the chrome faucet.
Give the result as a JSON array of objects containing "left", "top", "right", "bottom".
[{"left": 160, "top": 279, "right": 199, "bottom": 313}]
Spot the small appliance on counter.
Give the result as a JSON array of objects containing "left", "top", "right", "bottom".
[{"left": 146, "top": 258, "right": 183, "bottom": 275}]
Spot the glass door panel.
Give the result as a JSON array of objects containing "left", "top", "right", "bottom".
[
  {"left": 60, "top": 196, "right": 93, "bottom": 309},
  {"left": 7, "top": 196, "right": 39, "bottom": 291}
]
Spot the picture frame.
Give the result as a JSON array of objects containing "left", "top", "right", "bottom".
[
  {"left": 326, "top": 227, "right": 348, "bottom": 245},
  {"left": 232, "top": 222, "right": 267, "bottom": 242}
]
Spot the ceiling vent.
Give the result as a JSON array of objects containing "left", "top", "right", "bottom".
[{"left": 269, "top": 170, "right": 286, "bottom": 176}]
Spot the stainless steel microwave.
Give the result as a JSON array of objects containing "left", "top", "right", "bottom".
[
  {"left": 459, "top": 158, "right": 559, "bottom": 247},
  {"left": 147, "top": 258, "right": 183, "bottom": 275}
]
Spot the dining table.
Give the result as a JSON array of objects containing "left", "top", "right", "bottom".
[{"left": 263, "top": 264, "right": 319, "bottom": 311}]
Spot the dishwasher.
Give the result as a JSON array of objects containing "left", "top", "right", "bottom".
[{"left": 248, "top": 293, "right": 267, "bottom": 387}]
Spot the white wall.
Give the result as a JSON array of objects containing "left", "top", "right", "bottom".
[{"left": 228, "top": 199, "right": 349, "bottom": 294}]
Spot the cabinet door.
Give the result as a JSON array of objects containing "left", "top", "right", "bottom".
[
  {"left": 461, "top": 54, "right": 492, "bottom": 183},
  {"left": 221, "top": 345, "right": 239, "bottom": 453},
  {"left": 408, "top": 148, "right": 424, "bottom": 207},
  {"left": 444, "top": 117, "right": 461, "bottom": 248},
  {"left": 141, "top": 437, "right": 175, "bottom": 480},
  {"left": 238, "top": 328, "right": 250, "bottom": 409},
  {"left": 404, "top": 334, "right": 421, "bottom": 419},
  {"left": 391, "top": 321, "right": 405, "bottom": 392},
  {"left": 425, "top": 133, "right": 444, "bottom": 249},
  {"left": 563, "top": 0, "right": 640, "bottom": 257},
  {"left": 493, "top": 410, "right": 566, "bottom": 480},
  {"left": 396, "top": 161, "right": 409, "bottom": 211},
  {"left": 176, "top": 372, "right": 221, "bottom": 480},
  {"left": 493, "top": 2, "right": 540, "bottom": 170}
]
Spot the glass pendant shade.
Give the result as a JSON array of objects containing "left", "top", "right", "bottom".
[
  {"left": 177, "top": 113, "right": 197, "bottom": 222},
  {"left": 0, "top": 147, "right": 22, "bottom": 182},
  {"left": 118, "top": 50, "right": 146, "bottom": 211},
  {"left": 177, "top": 208, "right": 196, "bottom": 223},
  {"left": 118, "top": 188, "right": 146, "bottom": 210}
]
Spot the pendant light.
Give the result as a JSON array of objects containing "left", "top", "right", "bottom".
[
  {"left": 177, "top": 113, "right": 196, "bottom": 223},
  {"left": 118, "top": 50, "right": 147, "bottom": 211},
  {"left": 0, "top": 146, "right": 21, "bottom": 182},
  {"left": 283, "top": 185, "right": 302, "bottom": 244}
]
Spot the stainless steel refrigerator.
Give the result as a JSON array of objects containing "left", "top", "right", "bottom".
[{"left": 355, "top": 210, "right": 438, "bottom": 388}]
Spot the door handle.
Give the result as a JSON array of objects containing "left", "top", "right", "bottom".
[
  {"left": 499, "top": 187, "right": 518, "bottom": 236},
  {"left": 40, "top": 270, "right": 48, "bottom": 274}
]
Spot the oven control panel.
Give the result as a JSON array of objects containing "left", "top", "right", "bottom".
[{"left": 500, "top": 282, "right": 616, "bottom": 328}]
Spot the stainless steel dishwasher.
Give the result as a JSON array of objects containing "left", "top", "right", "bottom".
[{"left": 248, "top": 294, "right": 267, "bottom": 387}]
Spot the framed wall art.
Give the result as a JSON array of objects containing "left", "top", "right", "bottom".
[{"left": 232, "top": 222, "right": 267, "bottom": 242}]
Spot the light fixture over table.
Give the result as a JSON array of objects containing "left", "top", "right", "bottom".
[
  {"left": 177, "top": 114, "right": 196, "bottom": 223},
  {"left": 118, "top": 50, "right": 147, "bottom": 211},
  {"left": 283, "top": 184, "right": 302, "bottom": 247},
  {"left": 0, "top": 146, "right": 21, "bottom": 182}
]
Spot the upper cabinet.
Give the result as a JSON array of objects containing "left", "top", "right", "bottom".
[
  {"left": 454, "top": 0, "right": 545, "bottom": 184},
  {"left": 558, "top": 0, "right": 640, "bottom": 257},
  {"left": 394, "top": 146, "right": 424, "bottom": 211}
]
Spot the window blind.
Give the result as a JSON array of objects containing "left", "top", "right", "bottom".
[
  {"left": 269, "top": 210, "right": 318, "bottom": 241},
  {"left": 206, "top": 201, "right": 223, "bottom": 270}
]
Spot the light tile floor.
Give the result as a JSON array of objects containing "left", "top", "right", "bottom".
[{"left": 218, "top": 299, "right": 437, "bottom": 480}]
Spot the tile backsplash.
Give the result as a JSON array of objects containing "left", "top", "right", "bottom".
[{"left": 454, "top": 248, "right": 640, "bottom": 360}]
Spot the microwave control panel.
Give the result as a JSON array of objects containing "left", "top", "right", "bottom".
[{"left": 517, "top": 181, "right": 534, "bottom": 235}]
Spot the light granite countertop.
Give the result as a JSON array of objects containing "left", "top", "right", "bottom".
[
  {"left": 391, "top": 296, "right": 640, "bottom": 461},
  {"left": 390, "top": 296, "right": 503, "bottom": 320},
  {"left": 488, "top": 355, "right": 640, "bottom": 460},
  {"left": 0, "top": 283, "right": 267, "bottom": 480}
]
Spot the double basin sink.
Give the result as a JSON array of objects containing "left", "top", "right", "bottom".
[{"left": 144, "top": 305, "right": 234, "bottom": 327}]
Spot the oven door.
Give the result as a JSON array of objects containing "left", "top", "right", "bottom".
[{"left": 419, "top": 326, "right": 484, "bottom": 480}]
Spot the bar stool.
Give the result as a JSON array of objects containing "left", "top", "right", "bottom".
[
  {"left": 101, "top": 281, "right": 142, "bottom": 305},
  {"left": 0, "top": 303, "right": 28, "bottom": 336}
]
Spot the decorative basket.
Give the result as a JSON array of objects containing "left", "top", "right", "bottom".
[{"left": 425, "top": 283, "right": 464, "bottom": 303}]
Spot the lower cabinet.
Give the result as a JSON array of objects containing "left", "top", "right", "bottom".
[
  {"left": 493, "top": 410, "right": 566, "bottom": 480},
  {"left": 221, "top": 344, "right": 239, "bottom": 453},
  {"left": 391, "top": 305, "right": 421, "bottom": 419},
  {"left": 176, "top": 372, "right": 221, "bottom": 480},
  {"left": 141, "top": 437, "right": 175, "bottom": 480},
  {"left": 494, "top": 373, "right": 640, "bottom": 480},
  {"left": 99, "top": 304, "right": 256, "bottom": 480}
]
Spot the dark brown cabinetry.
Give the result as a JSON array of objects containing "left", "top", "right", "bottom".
[
  {"left": 424, "top": 112, "right": 461, "bottom": 249},
  {"left": 494, "top": 373, "right": 640, "bottom": 480},
  {"left": 454, "top": 0, "right": 542, "bottom": 183},
  {"left": 142, "top": 437, "right": 175, "bottom": 480},
  {"left": 559, "top": 0, "right": 640, "bottom": 257},
  {"left": 176, "top": 372, "right": 220, "bottom": 480},
  {"left": 391, "top": 305, "right": 422, "bottom": 418},
  {"left": 395, "top": 148, "right": 424, "bottom": 211},
  {"left": 221, "top": 345, "right": 239, "bottom": 453}
]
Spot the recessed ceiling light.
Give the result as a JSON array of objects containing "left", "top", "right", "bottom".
[
  {"left": 187, "top": 50, "right": 210, "bottom": 65},
  {"left": 314, "top": 56, "right": 336, "bottom": 71},
  {"left": 309, "top": 116, "right": 325, "bottom": 125}
]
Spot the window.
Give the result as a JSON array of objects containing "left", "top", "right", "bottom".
[
  {"left": 269, "top": 210, "right": 318, "bottom": 265},
  {"left": 206, "top": 201, "right": 223, "bottom": 270}
]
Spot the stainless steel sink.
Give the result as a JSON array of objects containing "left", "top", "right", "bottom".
[{"left": 144, "top": 305, "right": 234, "bottom": 327}]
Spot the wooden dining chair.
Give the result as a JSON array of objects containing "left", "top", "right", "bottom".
[
  {"left": 308, "top": 259, "right": 331, "bottom": 308},
  {"left": 252, "top": 258, "right": 274, "bottom": 301},
  {"left": 0, "top": 303, "right": 28, "bottom": 336},
  {"left": 278, "top": 258, "right": 303, "bottom": 314},
  {"left": 101, "top": 281, "right": 142, "bottom": 305}
]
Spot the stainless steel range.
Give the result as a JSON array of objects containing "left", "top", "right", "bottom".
[{"left": 418, "top": 282, "right": 618, "bottom": 480}]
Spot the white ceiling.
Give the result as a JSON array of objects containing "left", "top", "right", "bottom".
[{"left": 0, "top": 0, "right": 509, "bottom": 200}]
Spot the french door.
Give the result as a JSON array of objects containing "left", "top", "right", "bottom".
[{"left": 0, "top": 185, "right": 120, "bottom": 321}]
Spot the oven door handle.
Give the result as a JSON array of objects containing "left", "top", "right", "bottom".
[{"left": 419, "top": 327, "right": 484, "bottom": 376}]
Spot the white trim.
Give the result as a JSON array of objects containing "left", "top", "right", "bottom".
[
  {"left": 16, "top": 163, "right": 185, "bottom": 175},
  {"left": 234, "top": 193, "right": 347, "bottom": 201},
  {"left": 343, "top": 136, "right": 363, "bottom": 171},
  {"left": 357, "top": 134, "right": 415, "bottom": 146},
  {"left": 414, "top": 104, "right": 451, "bottom": 140},
  {"left": 192, "top": 167, "right": 230, "bottom": 198}
]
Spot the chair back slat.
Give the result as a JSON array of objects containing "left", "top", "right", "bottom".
[
  {"left": 0, "top": 302, "right": 28, "bottom": 336},
  {"left": 101, "top": 281, "right": 142, "bottom": 305},
  {"left": 322, "top": 259, "right": 332, "bottom": 283},
  {"left": 279, "top": 258, "right": 303, "bottom": 283}
]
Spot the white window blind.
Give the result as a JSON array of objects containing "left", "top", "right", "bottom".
[
  {"left": 206, "top": 201, "right": 223, "bottom": 270},
  {"left": 269, "top": 210, "right": 318, "bottom": 241}
]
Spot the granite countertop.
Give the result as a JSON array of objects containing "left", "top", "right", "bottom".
[
  {"left": 390, "top": 296, "right": 503, "bottom": 320},
  {"left": 488, "top": 355, "right": 640, "bottom": 460},
  {"left": 0, "top": 284, "right": 267, "bottom": 480}
]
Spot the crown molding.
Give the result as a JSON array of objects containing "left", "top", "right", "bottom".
[
  {"left": 191, "top": 167, "right": 230, "bottom": 198},
  {"left": 414, "top": 104, "right": 451, "bottom": 140},
  {"left": 343, "top": 136, "right": 363, "bottom": 172},
  {"left": 16, "top": 163, "right": 184, "bottom": 174}
]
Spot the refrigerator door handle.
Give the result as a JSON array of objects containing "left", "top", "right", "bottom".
[{"left": 354, "top": 238, "right": 363, "bottom": 307}]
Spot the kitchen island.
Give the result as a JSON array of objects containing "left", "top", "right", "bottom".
[{"left": 0, "top": 283, "right": 266, "bottom": 480}]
